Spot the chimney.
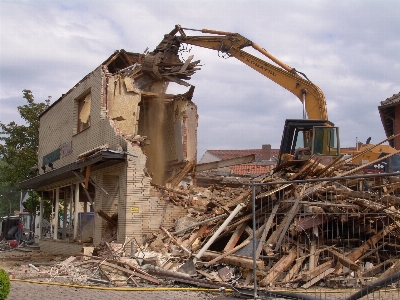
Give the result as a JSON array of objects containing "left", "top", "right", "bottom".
[{"left": 262, "top": 144, "right": 271, "bottom": 161}]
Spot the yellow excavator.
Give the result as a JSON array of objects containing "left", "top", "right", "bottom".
[
  {"left": 155, "top": 25, "right": 400, "bottom": 172},
  {"left": 158, "top": 25, "right": 396, "bottom": 171}
]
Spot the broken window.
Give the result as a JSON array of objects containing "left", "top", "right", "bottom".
[{"left": 77, "top": 93, "right": 91, "bottom": 133}]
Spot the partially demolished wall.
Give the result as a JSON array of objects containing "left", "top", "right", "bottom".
[{"left": 30, "top": 44, "right": 201, "bottom": 247}]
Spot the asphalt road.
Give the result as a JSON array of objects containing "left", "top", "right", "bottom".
[{"left": 8, "top": 280, "right": 239, "bottom": 300}]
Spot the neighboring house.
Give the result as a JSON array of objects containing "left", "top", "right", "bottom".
[
  {"left": 379, "top": 92, "right": 400, "bottom": 149},
  {"left": 199, "top": 145, "right": 279, "bottom": 176},
  {"left": 20, "top": 48, "right": 201, "bottom": 253}
]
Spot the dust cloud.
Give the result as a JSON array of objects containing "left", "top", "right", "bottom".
[{"left": 142, "top": 81, "right": 167, "bottom": 185}]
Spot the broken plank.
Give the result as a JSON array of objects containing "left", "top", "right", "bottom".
[
  {"left": 259, "top": 247, "right": 297, "bottom": 286},
  {"left": 197, "top": 269, "right": 222, "bottom": 282},
  {"left": 271, "top": 202, "right": 301, "bottom": 251},
  {"left": 173, "top": 214, "right": 227, "bottom": 236},
  {"left": 202, "top": 250, "right": 264, "bottom": 270},
  {"left": 274, "top": 185, "right": 305, "bottom": 251},
  {"left": 99, "top": 265, "right": 113, "bottom": 282},
  {"left": 102, "top": 261, "right": 160, "bottom": 284},
  {"left": 301, "top": 268, "right": 335, "bottom": 289},
  {"left": 255, "top": 202, "right": 280, "bottom": 259},
  {"left": 187, "top": 224, "right": 208, "bottom": 248},
  {"left": 347, "top": 225, "right": 394, "bottom": 262},
  {"left": 326, "top": 248, "right": 359, "bottom": 271},
  {"left": 85, "top": 165, "right": 91, "bottom": 189},
  {"left": 205, "top": 240, "right": 250, "bottom": 267},
  {"left": 160, "top": 225, "right": 191, "bottom": 256},
  {"left": 282, "top": 257, "right": 306, "bottom": 283},
  {"left": 301, "top": 260, "right": 334, "bottom": 281},
  {"left": 377, "top": 259, "right": 400, "bottom": 281},
  {"left": 361, "top": 259, "right": 395, "bottom": 277},
  {"left": 179, "top": 55, "right": 194, "bottom": 72},
  {"left": 223, "top": 222, "right": 247, "bottom": 252}
]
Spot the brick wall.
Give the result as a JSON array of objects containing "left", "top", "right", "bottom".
[
  {"left": 38, "top": 66, "right": 127, "bottom": 171},
  {"left": 121, "top": 143, "right": 187, "bottom": 245},
  {"left": 36, "top": 64, "right": 195, "bottom": 249}
]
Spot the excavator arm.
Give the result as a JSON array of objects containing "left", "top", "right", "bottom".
[{"left": 166, "top": 25, "right": 328, "bottom": 120}]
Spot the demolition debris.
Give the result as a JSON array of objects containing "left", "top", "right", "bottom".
[{"left": 5, "top": 148, "right": 400, "bottom": 296}]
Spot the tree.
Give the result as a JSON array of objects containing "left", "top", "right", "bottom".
[
  {"left": 0, "top": 90, "right": 50, "bottom": 217},
  {"left": 0, "top": 90, "right": 50, "bottom": 187}
]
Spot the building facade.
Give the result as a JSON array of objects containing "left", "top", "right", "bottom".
[{"left": 20, "top": 48, "right": 200, "bottom": 252}]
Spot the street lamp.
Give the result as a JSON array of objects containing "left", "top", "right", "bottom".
[{"left": 0, "top": 194, "right": 12, "bottom": 215}]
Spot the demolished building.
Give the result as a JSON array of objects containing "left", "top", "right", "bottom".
[
  {"left": 19, "top": 46, "right": 201, "bottom": 252},
  {"left": 14, "top": 25, "right": 400, "bottom": 296}
]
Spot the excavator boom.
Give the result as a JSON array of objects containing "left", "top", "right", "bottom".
[
  {"left": 155, "top": 25, "right": 339, "bottom": 165},
  {"left": 168, "top": 25, "right": 328, "bottom": 120}
]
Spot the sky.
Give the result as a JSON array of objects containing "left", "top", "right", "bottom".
[{"left": 1, "top": 0, "right": 400, "bottom": 161}]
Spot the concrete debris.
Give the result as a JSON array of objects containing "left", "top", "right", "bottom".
[{"left": 5, "top": 154, "right": 400, "bottom": 293}]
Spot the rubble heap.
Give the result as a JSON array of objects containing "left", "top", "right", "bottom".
[{"left": 4, "top": 150, "right": 400, "bottom": 293}]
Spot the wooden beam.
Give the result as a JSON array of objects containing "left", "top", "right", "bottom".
[
  {"left": 301, "top": 268, "right": 335, "bottom": 289},
  {"left": 274, "top": 186, "right": 305, "bottom": 251},
  {"left": 168, "top": 160, "right": 195, "bottom": 187},
  {"left": 187, "top": 224, "right": 208, "bottom": 248},
  {"left": 347, "top": 225, "right": 394, "bottom": 262},
  {"left": 255, "top": 202, "right": 280, "bottom": 258},
  {"left": 223, "top": 222, "right": 247, "bottom": 252},
  {"left": 85, "top": 165, "right": 91, "bottom": 189},
  {"left": 260, "top": 247, "right": 297, "bottom": 286},
  {"left": 282, "top": 257, "right": 305, "bottom": 283},
  {"left": 180, "top": 55, "right": 194, "bottom": 72},
  {"left": 326, "top": 249, "right": 359, "bottom": 271},
  {"left": 202, "top": 250, "right": 264, "bottom": 270},
  {"left": 205, "top": 240, "right": 250, "bottom": 267},
  {"left": 377, "top": 259, "right": 400, "bottom": 281},
  {"left": 301, "top": 260, "right": 334, "bottom": 281},
  {"left": 101, "top": 261, "right": 160, "bottom": 284},
  {"left": 361, "top": 259, "right": 395, "bottom": 277}
]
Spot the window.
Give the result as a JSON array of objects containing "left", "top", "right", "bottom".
[
  {"left": 312, "top": 126, "right": 339, "bottom": 155},
  {"left": 77, "top": 93, "right": 91, "bottom": 133}
]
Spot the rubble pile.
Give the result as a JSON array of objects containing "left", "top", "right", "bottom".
[
  {"left": 4, "top": 154, "right": 400, "bottom": 292},
  {"left": 146, "top": 154, "right": 400, "bottom": 290}
]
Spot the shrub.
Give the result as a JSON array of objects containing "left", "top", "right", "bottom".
[{"left": 0, "top": 269, "right": 10, "bottom": 300}]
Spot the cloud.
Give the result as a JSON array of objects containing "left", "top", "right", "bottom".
[{"left": 1, "top": 0, "right": 400, "bottom": 160}]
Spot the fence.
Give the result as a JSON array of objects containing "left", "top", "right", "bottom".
[{"left": 249, "top": 172, "right": 400, "bottom": 300}]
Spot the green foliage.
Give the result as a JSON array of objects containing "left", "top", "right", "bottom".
[
  {"left": 0, "top": 90, "right": 50, "bottom": 189},
  {"left": 0, "top": 268, "right": 10, "bottom": 300},
  {"left": 0, "top": 160, "right": 19, "bottom": 216},
  {"left": 24, "top": 190, "right": 52, "bottom": 220}
]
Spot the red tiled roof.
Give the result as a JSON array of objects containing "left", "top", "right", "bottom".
[
  {"left": 230, "top": 164, "right": 272, "bottom": 175},
  {"left": 207, "top": 149, "right": 279, "bottom": 160}
]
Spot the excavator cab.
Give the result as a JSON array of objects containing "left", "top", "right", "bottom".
[{"left": 278, "top": 119, "right": 340, "bottom": 166}]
